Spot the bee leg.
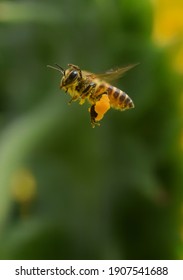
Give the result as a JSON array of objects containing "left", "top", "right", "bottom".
[
  {"left": 79, "top": 70, "right": 82, "bottom": 79},
  {"left": 89, "top": 105, "right": 100, "bottom": 128},
  {"left": 68, "top": 64, "right": 80, "bottom": 70},
  {"left": 79, "top": 98, "right": 85, "bottom": 105},
  {"left": 68, "top": 95, "right": 79, "bottom": 105}
]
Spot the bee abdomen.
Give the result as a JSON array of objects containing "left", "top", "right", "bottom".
[{"left": 107, "top": 86, "right": 134, "bottom": 110}]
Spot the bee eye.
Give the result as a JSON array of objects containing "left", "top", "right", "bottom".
[
  {"left": 69, "top": 71, "right": 78, "bottom": 79},
  {"left": 65, "top": 70, "right": 78, "bottom": 85}
]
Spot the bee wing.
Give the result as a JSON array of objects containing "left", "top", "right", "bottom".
[{"left": 85, "top": 64, "right": 138, "bottom": 82}]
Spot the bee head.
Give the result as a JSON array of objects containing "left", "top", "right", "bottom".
[
  {"left": 47, "top": 63, "right": 80, "bottom": 89},
  {"left": 61, "top": 68, "right": 79, "bottom": 88}
]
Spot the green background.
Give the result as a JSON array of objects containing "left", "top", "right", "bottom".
[{"left": 0, "top": 0, "right": 182, "bottom": 259}]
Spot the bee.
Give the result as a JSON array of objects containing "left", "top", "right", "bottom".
[{"left": 47, "top": 63, "right": 136, "bottom": 127}]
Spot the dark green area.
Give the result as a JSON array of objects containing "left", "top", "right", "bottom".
[{"left": 0, "top": 0, "right": 182, "bottom": 259}]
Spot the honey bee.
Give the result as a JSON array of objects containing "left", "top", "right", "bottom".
[{"left": 47, "top": 63, "right": 136, "bottom": 127}]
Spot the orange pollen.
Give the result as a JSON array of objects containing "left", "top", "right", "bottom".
[{"left": 94, "top": 94, "right": 110, "bottom": 121}]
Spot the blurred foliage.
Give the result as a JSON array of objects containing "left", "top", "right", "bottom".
[{"left": 0, "top": 0, "right": 183, "bottom": 259}]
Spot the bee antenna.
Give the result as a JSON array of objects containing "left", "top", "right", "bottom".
[{"left": 47, "top": 64, "right": 65, "bottom": 75}]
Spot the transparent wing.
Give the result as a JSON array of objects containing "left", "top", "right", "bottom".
[{"left": 85, "top": 64, "right": 138, "bottom": 82}]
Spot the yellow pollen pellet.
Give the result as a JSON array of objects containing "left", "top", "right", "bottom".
[{"left": 94, "top": 94, "right": 110, "bottom": 121}]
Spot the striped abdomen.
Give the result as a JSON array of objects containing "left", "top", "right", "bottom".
[{"left": 94, "top": 83, "right": 134, "bottom": 111}]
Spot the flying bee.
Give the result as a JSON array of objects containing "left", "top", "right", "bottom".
[{"left": 47, "top": 63, "right": 137, "bottom": 127}]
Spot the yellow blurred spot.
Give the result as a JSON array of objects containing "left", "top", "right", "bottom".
[
  {"left": 94, "top": 94, "right": 110, "bottom": 121},
  {"left": 11, "top": 168, "right": 37, "bottom": 203},
  {"left": 153, "top": 0, "right": 183, "bottom": 45}
]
